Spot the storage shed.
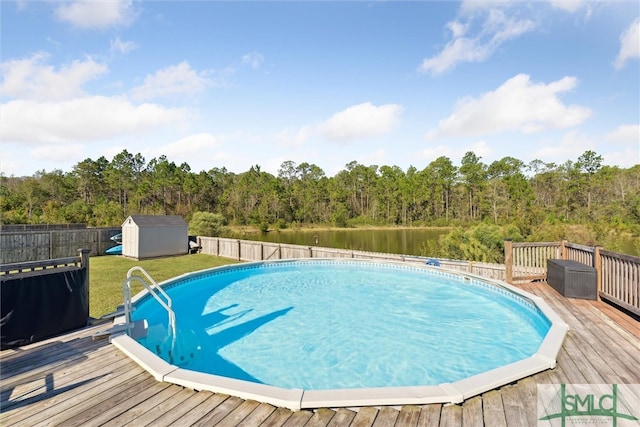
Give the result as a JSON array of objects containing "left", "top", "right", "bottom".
[{"left": 121, "top": 215, "right": 188, "bottom": 259}]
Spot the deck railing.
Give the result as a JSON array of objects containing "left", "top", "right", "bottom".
[
  {"left": 598, "top": 249, "right": 640, "bottom": 315},
  {"left": 505, "top": 240, "right": 639, "bottom": 316},
  {"left": 1, "top": 248, "right": 91, "bottom": 276}
]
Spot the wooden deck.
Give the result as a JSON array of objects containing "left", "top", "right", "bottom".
[{"left": 1, "top": 282, "right": 638, "bottom": 427}]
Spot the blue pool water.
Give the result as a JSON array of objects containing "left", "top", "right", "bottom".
[{"left": 132, "top": 260, "right": 551, "bottom": 390}]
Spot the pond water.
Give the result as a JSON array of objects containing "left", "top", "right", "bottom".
[
  {"left": 230, "top": 228, "right": 639, "bottom": 257},
  {"left": 230, "top": 228, "right": 448, "bottom": 257}
]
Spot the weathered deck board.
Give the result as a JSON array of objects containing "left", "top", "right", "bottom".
[
  {"left": 100, "top": 382, "right": 193, "bottom": 426},
  {"left": 137, "top": 388, "right": 216, "bottom": 427},
  {"left": 306, "top": 408, "right": 338, "bottom": 427},
  {"left": 350, "top": 406, "right": 379, "bottom": 427},
  {"left": 417, "top": 403, "right": 442, "bottom": 426},
  {"left": 191, "top": 395, "right": 244, "bottom": 426},
  {"left": 52, "top": 375, "right": 166, "bottom": 427},
  {"left": 260, "top": 406, "right": 294, "bottom": 427},
  {"left": 371, "top": 406, "right": 399, "bottom": 426},
  {"left": 516, "top": 377, "right": 540, "bottom": 427},
  {"left": 438, "top": 403, "right": 462, "bottom": 427},
  {"left": 216, "top": 399, "right": 263, "bottom": 427},
  {"left": 1, "top": 282, "right": 638, "bottom": 427},
  {"left": 280, "top": 409, "right": 313, "bottom": 426},
  {"left": 527, "top": 283, "right": 640, "bottom": 384},
  {"left": 461, "top": 396, "right": 483, "bottom": 427},
  {"left": 500, "top": 384, "right": 529, "bottom": 427},
  {"left": 1, "top": 343, "right": 125, "bottom": 409},
  {"left": 479, "top": 390, "right": 506, "bottom": 427},
  {"left": 237, "top": 402, "right": 278, "bottom": 427},
  {"left": 327, "top": 408, "right": 357, "bottom": 426},
  {"left": 395, "top": 405, "right": 421, "bottom": 426}
]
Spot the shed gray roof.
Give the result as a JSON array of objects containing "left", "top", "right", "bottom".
[{"left": 122, "top": 215, "right": 187, "bottom": 227}]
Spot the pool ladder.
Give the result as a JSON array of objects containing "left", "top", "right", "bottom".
[{"left": 122, "top": 267, "right": 177, "bottom": 354}]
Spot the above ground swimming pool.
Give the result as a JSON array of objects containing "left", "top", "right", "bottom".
[{"left": 111, "top": 259, "right": 568, "bottom": 410}]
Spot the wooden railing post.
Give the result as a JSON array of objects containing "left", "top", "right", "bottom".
[
  {"left": 561, "top": 240, "right": 568, "bottom": 259},
  {"left": 79, "top": 248, "right": 91, "bottom": 321},
  {"left": 594, "top": 245, "right": 602, "bottom": 302},
  {"left": 504, "top": 239, "right": 513, "bottom": 284}
]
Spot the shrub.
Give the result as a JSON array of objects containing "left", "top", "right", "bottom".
[
  {"left": 426, "top": 224, "right": 524, "bottom": 263},
  {"left": 189, "top": 211, "right": 227, "bottom": 237}
]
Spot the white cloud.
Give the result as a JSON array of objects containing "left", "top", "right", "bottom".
[
  {"left": 427, "top": 74, "right": 591, "bottom": 139},
  {"left": 32, "top": 143, "right": 85, "bottom": 162},
  {"left": 150, "top": 133, "right": 220, "bottom": 160},
  {"left": 460, "top": 0, "right": 498, "bottom": 13},
  {"left": 605, "top": 124, "right": 640, "bottom": 144},
  {"left": 272, "top": 102, "right": 403, "bottom": 151},
  {"left": 462, "top": 0, "right": 591, "bottom": 14},
  {"left": 447, "top": 20, "right": 468, "bottom": 38},
  {"left": 1, "top": 97, "right": 189, "bottom": 144},
  {"left": 358, "top": 148, "right": 389, "bottom": 167},
  {"left": 130, "top": 62, "right": 213, "bottom": 101},
  {"left": 241, "top": 51, "right": 264, "bottom": 69},
  {"left": 46, "top": 37, "right": 62, "bottom": 50},
  {"left": 54, "top": 0, "right": 136, "bottom": 30},
  {"left": 603, "top": 147, "right": 640, "bottom": 168},
  {"left": 548, "top": 0, "right": 590, "bottom": 13},
  {"left": 321, "top": 102, "right": 403, "bottom": 142},
  {"left": 419, "top": 9, "right": 536, "bottom": 75},
  {"left": 276, "top": 126, "right": 314, "bottom": 148},
  {"left": 0, "top": 52, "right": 107, "bottom": 101},
  {"left": 426, "top": 0, "right": 595, "bottom": 75},
  {"left": 110, "top": 37, "right": 137, "bottom": 55},
  {"left": 614, "top": 18, "right": 640, "bottom": 70},
  {"left": 532, "top": 130, "right": 596, "bottom": 161}
]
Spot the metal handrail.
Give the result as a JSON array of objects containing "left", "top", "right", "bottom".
[
  {"left": 126, "top": 266, "right": 173, "bottom": 308},
  {"left": 122, "top": 267, "right": 176, "bottom": 352}
]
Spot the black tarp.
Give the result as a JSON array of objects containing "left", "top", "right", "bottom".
[{"left": 1, "top": 268, "right": 88, "bottom": 349}]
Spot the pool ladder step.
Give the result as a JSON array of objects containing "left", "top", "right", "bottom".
[
  {"left": 147, "top": 324, "right": 200, "bottom": 365},
  {"left": 92, "top": 319, "right": 147, "bottom": 341},
  {"left": 122, "top": 267, "right": 177, "bottom": 349}
]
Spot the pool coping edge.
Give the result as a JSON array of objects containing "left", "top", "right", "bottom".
[{"left": 110, "top": 259, "right": 569, "bottom": 410}]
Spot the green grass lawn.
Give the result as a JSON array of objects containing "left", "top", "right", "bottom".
[{"left": 89, "top": 254, "right": 239, "bottom": 318}]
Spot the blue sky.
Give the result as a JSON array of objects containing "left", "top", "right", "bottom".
[{"left": 1, "top": 0, "right": 639, "bottom": 178}]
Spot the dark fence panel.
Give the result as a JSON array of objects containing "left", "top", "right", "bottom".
[{"left": 1, "top": 268, "right": 88, "bottom": 349}]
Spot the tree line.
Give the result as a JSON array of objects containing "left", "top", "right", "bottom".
[{"left": 1, "top": 149, "right": 638, "bottom": 246}]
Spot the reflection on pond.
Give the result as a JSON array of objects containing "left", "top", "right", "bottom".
[
  {"left": 229, "top": 228, "right": 640, "bottom": 258},
  {"left": 229, "top": 228, "right": 449, "bottom": 257}
]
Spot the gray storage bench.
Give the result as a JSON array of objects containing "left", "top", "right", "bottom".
[{"left": 546, "top": 259, "right": 597, "bottom": 300}]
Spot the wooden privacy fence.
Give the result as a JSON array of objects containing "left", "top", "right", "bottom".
[
  {"left": 0, "top": 227, "right": 121, "bottom": 264},
  {"left": 198, "top": 236, "right": 507, "bottom": 279},
  {"left": 505, "top": 239, "right": 640, "bottom": 316}
]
